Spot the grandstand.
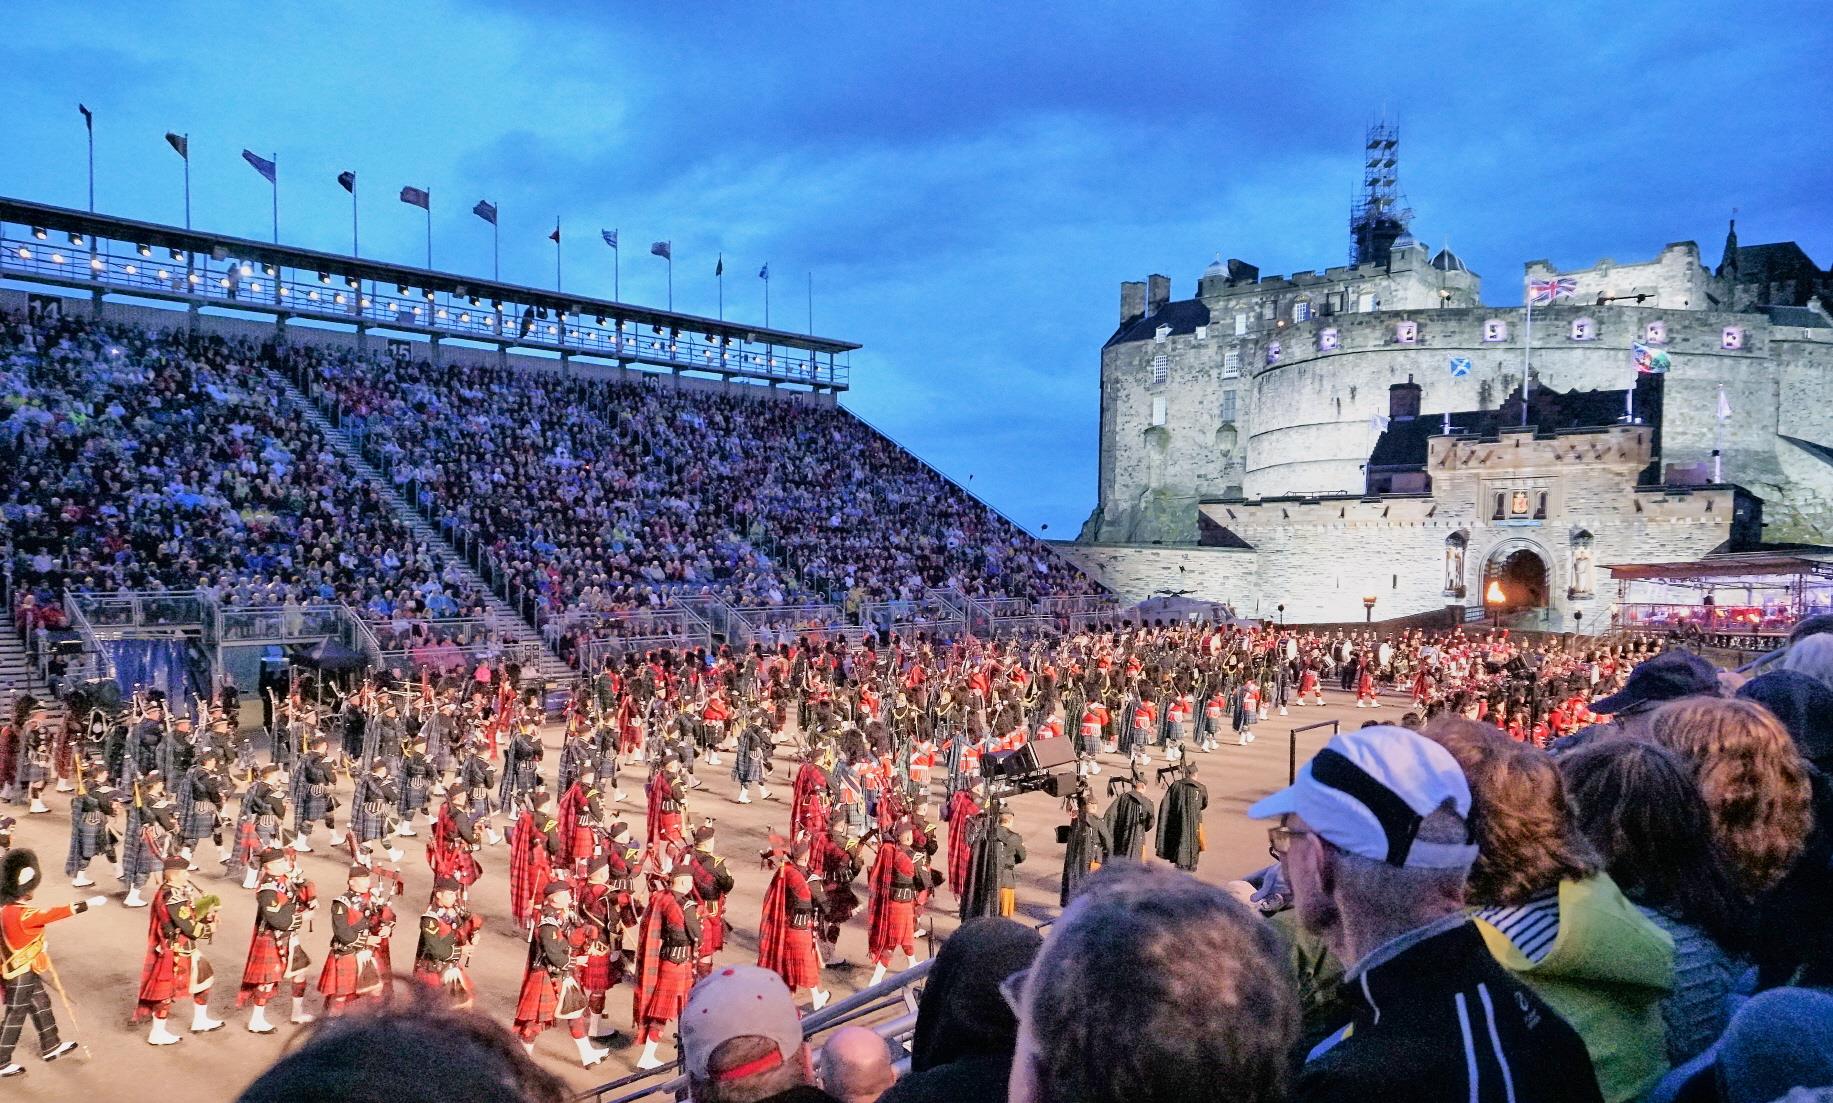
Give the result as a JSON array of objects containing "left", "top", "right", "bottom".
[{"left": 1, "top": 197, "right": 1105, "bottom": 699}]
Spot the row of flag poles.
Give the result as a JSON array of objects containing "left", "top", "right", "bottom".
[{"left": 79, "top": 104, "right": 796, "bottom": 325}]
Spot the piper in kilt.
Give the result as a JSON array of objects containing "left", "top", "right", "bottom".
[
  {"left": 237, "top": 849, "right": 315, "bottom": 1033},
  {"left": 133, "top": 858, "right": 223, "bottom": 1043},
  {"left": 865, "top": 820, "right": 929, "bottom": 987},
  {"left": 121, "top": 772, "right": 178, "bottom": 909},
  {"left": 349, "top": 759, "right": 402, "bottom": 865},
  {"left": 64, "top": 764, "right": 118, "bottom": 888},
  {"left": 413, "top": 877, "right": 481, "bottom": 1007},
  {"left": 812, "top": 822, "right": 863, "bottom": 967},
  {"left": 176, "top": 749, "right": 229, "bottom": 867},
  {"left": 645, "top": 758, "right": 688, "bottom": 846},
  {"left": 394, "top": 734, "right": 434, "bottom": 837},
  {"left": 686, "top": 824, "right": 734, "bottom": 978},
  {"left": 514, "top": 880, "right": 607, "bottom": 1068},
  {"left": 498, "top": 723, "right": 542, "bottom": 813},
  {"left": 357, "top": 865, "right": 402, "bottom": 999},
  {"left": 457, "top": 738, "right": 498, "bottom": 827},
  {"left": 730, "top": 710, "right": 771, "bottom": 804},
  {"left": 572, "top": 857, "right": 624, "bottom": 1041},
  {"left": 427, "top": 787, "right": 484, "bottom": 897},
  {"left": 288, "top": 738, "right": 339, "bottom": 853},
  {"left": 758, "top": 841, "right": 830, "bottom": 1008},
  {"left": 944, "top": 785, "right": 981, "bottom": 896},
  {"left": 317, "top": 866, "right": 385, "bottom": 1015},
  {"left": 555, "top": 769, "right": 603, "bottom": 877},
  {"left": 507, "top": 791, "right": 560, "bottom": 929},
  {"left": 229, "top": 764, "right": 288, "bottom": 890},
  {"left": 556, "top": 722, "right": 593, "bottom": 801},
  {"left": 632, "top": 868, "right": 699, "bottom": 1070}
]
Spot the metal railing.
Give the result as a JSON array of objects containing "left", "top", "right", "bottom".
[
  {"left": 213, "top": 602, "right": 347, "bottom": 645},
  {"left": 570, "top": 607, "right": 713, "bottom": 670},
  {"left": 729, "top": 602, "right": 848, "bottom": 646},
  {"left": 860, "top": 595, "right": 967, "bottom": 640},
  {"left": 66, "top": 589, "right": 211, "bottom": 638}
]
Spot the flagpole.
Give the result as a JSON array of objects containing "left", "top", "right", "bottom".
[
  {"left": 1714, "top": 384, "right": 1726, "bottom": 483},
  {"left": 555, "top": 217, "right": 562, "bottom": 292},
  {"left": 270, "top": 152, "right": 279, "bottom": 244},
  {"left": 182, "top": 133, "right": 191, "bottom": 230},
  {"left": 424, "top": 194, "right": 432, "bottom": 269},
  {"left": 351, "top": 186, "right": 359, "bottom": 257},
  {"left": 764, "top": 270, "right": 770, "bottom": 329},
  {"left": 493, "top": 218, "right": 499, "bottom": 282},
  {"left": 667, "top": 255, "right": 673, "bottom": 311},
  {"left": 613, "top": 240, "right": 620, "bottom": 302},
  {"left": 84, "top": 112, "right": 94, "bottom": 213},
  {"left": 1520, "top": 295, "right": 1533, "bottom": 427},
  {"left": 718, "top": 257, "right": 724, "bottom": 321}
]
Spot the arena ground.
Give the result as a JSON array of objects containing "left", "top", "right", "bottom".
[{"left": 0, "top": 689, "right": 1379, "bottom": 1101}]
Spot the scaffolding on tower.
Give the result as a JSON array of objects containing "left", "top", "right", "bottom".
[{"left": 1349, "top": 119, "right": 1414, "bottom": 267}]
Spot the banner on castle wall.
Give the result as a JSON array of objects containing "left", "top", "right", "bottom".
[
  {"left": 26, "top": 293, "right": 64, "bottom": 327},
  {"left": 1448, "top": 355, "right": 1472, "bottom": 378},
  {"left": 386, "top": 338, "right": 412, "bottom": 362},
  {"left": 1632, "top": 342, "right": 1670, "bottom": 375}
]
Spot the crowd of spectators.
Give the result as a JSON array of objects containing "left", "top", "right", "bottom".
[
  {"left": 284, "top": 340, "right": 1093, "bottom": 662},
  {"left": 1, "top": 311, "right": 490, "bottom": 633}
]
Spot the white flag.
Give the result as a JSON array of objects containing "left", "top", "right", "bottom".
[{"left": 1717, "top": 387, "right": 1732, "bottom": 420}]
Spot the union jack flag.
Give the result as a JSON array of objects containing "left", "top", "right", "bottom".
[{"left": 1528, "top": 276, "right": 1577, "bottom": 305}]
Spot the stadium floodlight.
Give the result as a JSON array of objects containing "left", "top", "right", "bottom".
[
  {"left": 436, "top": 308, "right": 447, "bottom": 319},
  {"left": 460, "top": 312, "right": 471, "bottom": 323},
  {"left": 318, "top": 271, "right": 330, "bottom": 284},
  {"left": 156, "top": 267, "right": 169, "bottom": 279},
  {"left": 90, "top": 256, "right": 103, "bottom": 270},
  {"left": 468, "top": 295, "right": 480, "bottom": 306},
  {"left": 170, "top": 248, "right": 185, "bottom": 261},
  {"left": 396, "top": 283, "right": 409, "bottom": 294},
  {"left": 31, "top": 227, "right": 47, "bottom": 240},
  {"left": 594, "top": 314, "right": 605, "bottom": 325},
  {"left": 240, "top": 264, "right": 254, "bottom": 277},
  {"left": 484, "top": 316, "right": 495, "bottom": 327},
  {"left": 138, "top": 243, "right": 153, "bottom": 257},
  {"left": 264, "top": 263, "right": 278, "bottom": 276},
  {"left": 124, "top": 263, "right": 137, "bottom": 275},
  {"left": 219, "top": 277, "right": 230, "bottom": 288},
  {"left": 69, "top": 232, "right": 85, "bottom": 246},
  {"left": 187, "top": 272, "right": 199, "bottom": 283},
  {"left": 279, "top": 286, "right": 289, "bottom": 296},
  {"left": 360, "top": 296, "right": 371, "bottom": 307},
  {"left": 335, "top": 293, "right": 346, "bottom": 305},
  {"left": 50, "top": 252, "right": 66, "bottom": 265},
  {"left": 346, "top": 275, "right": 359, "bottom": 288},
  {"left": 250, "top": 281, "right": 261, "bottom": 293},
  {"left": 308, "top": 290, "right": 320, "bottom": 301},
  {"left": 424, "top": 288, "right": 435, "bottom": 300}
]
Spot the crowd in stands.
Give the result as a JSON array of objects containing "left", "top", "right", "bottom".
[
  {"left": 284, "top": 340, "right": 1093, "bottom": 658},
  {"left": 1, "top": 312, "right": 490, "bottom": 632},
  {"left": 236, "top": 629, "right": 1833, "bottom": 1103}
]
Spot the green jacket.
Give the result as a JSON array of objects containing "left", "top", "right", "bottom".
[{"left": 1476, "top": 874, "right": 1675, "bottom": 1103}]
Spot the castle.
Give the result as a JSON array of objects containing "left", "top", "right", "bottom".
[{"left": 1064, "top": 125, "right": 1833, "bottom": 628}]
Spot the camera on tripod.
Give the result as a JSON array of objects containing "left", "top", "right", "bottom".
[{"left": 980, "top": 737, "right": 1079, "bottom": 799}]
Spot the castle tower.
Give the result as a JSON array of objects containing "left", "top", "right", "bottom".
[{"left": 1349, "top": 120, "right": 1413, "bottom": 267}]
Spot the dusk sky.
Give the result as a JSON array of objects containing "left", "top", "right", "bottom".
[{"left": 8, "top": 3, "right": 1830, "bottom": 537}]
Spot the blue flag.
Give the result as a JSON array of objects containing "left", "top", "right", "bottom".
[
  {"left": 241, "top": 149, "right": 276, "bottom": 184},
  {"left": 1448, "top": 355, "right": 1473, "bottom": 378},
  {"left": 758, "top": 263, "right": 769, "bottom": 280},
  {"left": 600, "top": 229, "right": 618, "bottom": 249}
]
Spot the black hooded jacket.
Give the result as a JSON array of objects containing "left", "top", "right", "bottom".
[{"left": 878, "top": 917, "right": 1041, "bottom": 1103}]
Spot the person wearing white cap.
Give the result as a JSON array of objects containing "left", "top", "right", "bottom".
[
  {"left": 679, "top": 964, "right": 838, "bottom": 1103},
  {"left": 1249, "top": 725, "right": 1602, "bottom": 1103}
]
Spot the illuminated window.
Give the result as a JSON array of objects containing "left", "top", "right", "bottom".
[
  {"left": 1293, "top": 301, "right": 1312, "bottom": 323},
  {"left": 1570, "top": 317, "right": 1596, "bottom": 341},
  {"left": 1150, "top": 396, "right": 1168, "bottom": 426},
  {"left": 1394, "top": 321, "right": 1418, "bottom": 344},
  {"left": 1151, "top": 354, "right": 1169, "bottom": 384},
  {"left": 1483, "top": 319, "right": 1508, "bottom": 342},
  {"left": 1222, "top": 349, "right": 1241, "bottom": 378}
]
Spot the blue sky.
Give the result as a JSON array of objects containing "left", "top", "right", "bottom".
[{"left": 7, "top": 3, "right": 1831, "bottom": 535}]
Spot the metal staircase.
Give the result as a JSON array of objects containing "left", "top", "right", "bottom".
[
  {"left": 0, "top": 629, "right": 65, "bottom": 731},
  {"left": 269, "top": 373, "right": 574, "bottom": 688}
]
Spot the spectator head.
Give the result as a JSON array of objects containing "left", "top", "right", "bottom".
[
  {"left": 1008, "top": 864, "right": 1297, "bottom": 1103},
  {"left": 1556, "top": 739, "right": 1745, "bottom": 953},
  {"left": 1648, "top": 697, "right": 1813, "bottom": 897},
  {"left": 681, "top": 965, "right": 815, "bottom": 1103},
  {"left": 1252, "top": 725, "right": 1479, "bottom": 967},
  {"left": 816, "top": 1026, "right": 897, "bottom": 1103},
  {"left": 907, "top": 916, "right": 1040, "bottom": 1073},
  {"left": 1423, "top": 716, "right": 1598, "bottom": 906},
  {"left": 1780, "top": 634, "right": 1833, "bottom": 693},
  {"left": 235, "top": 988, "right": 568, "bottom": 1103},
  {"left": 1587, "top": 650, "right": 1721, "bottom": 738},
  {"left": 1736, "top": 670, "right": 1833, "bottom": 774},
  {"left": 1714, "top": 987, "right": 1833, "bottom": 1103}
]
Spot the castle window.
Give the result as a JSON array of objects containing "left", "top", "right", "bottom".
[
  {"left": 1195, "top": 325, "right": 1209, "bottom": 340},
  {"left": 1151, "top": 395, "right": 1168, "bottom": 427},
  {"left": 1318, "top": 327, "right": 1340, "bottom": 353},
  {"left": 1483, "top": 319, "right": 1508, "bottom": 342},
  {"left": 1234, "top": 312, "right": 1248, "bottom": 336},
  {"left": 1358, "top": 292, "right": 1376, "bottom": 312},
  {"left": 1722, "top": 325, "right": 1745, "bottom": 350},
  {"left": 1394, "top": 321, "right": 1418, "bottom": 345},
  {"left": 1644, "top": 320, "right": 1667, "bottom": 345},
  {"left": 1570, "top": 317, "right": 1597, "bottom": 341},
  {"left": 1492, "top": 492, "right": 1506, "bottom": 521},
  {"left": 1222, "top": 349, "right": 1241, "bottom": 378},
  {"left": 1293, "top": 301, "right": 1312, "bottom": 323},
  {"left": 1151, "top": 353, "right": 1169, "bottom": 384},
  {"left": 1221, "top": 389, "right": 1237, "bottom": 424},
  {"left": 1261, "top": 300, "right": 1275, "bottom": 320},
  {"left": 1154, "top": 324, "right": 1170, "bottom": 344}
]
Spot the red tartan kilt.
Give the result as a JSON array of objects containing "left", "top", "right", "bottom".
[
  {"left": 578, "top": 950, "right": 619, "bottom": 992},
  {"left": 571, "top": 827, "right": 597, "bottom": 864},
  {"left": 638, "top": 959, "right": 692, "bottom": 1024},
  {"left": 234, "top": 819, "right": 261, "bottom": 862},
  {"left": 415, "top": 962, "right": 476, "bottom": 1003},
  {"left": 700, "top": 913, "right": 724, "bottom": 956},
  {"left": 869, "top": 899, "right": 915, "bottom": 957},
  {"left": 139, "top": 949, "right": 189, "bottom": 1005},
  {"left": 317, "top": 952, "right": 364, "bottom": 997},
  {"left": 773, "top": 927, "right": 821, "bottom": 991},
  {"left": 514, "top": 969, "right": 560, "bottom": 1024},
  {"left": 241, "top": 934, "right": 287, "bottom": 990}
]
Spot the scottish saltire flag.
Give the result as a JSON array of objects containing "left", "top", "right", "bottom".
[
  {"left": 164, "top": 131, "right": 188, "bottom": 158},
  {"left": 1528, "top": 276, "right": 1577, "bottom": 305},
  {"left": 472, "top": 200, "right": 497, "bottom": 225},
  {"left": 337, "top": 170, "right": 356, "bottom": 193},
  {"left": 758, "top": 262, "right": 769, "bottom": 280},
  {"left": 650, "top": 241, "right": 672, "bottom": 260},
  {"left": 1631, "top": 342, "right": 1671, "bottom": 375},
  {"left": 601, "top": 229, "right": 618, "bottom": 249},
  {"left": 399, "top": 186, "right": 430, "bottom": 209},
  {"left": 1448, "top": 355, "right": 1473, "bottom": 378},
  {"left": 241, "top": 149, "right": 276, "bottom": 183}
]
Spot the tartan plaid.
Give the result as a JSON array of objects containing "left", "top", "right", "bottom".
[
  {"left": 513, "top": 968, "right": 560, "bottom": 1026},
  {"left": 637, "top": 958, "right": 692, "bottom": 1024},
  {"left": 946, "top": 791, "right": 980, "bottom": 894},
  {"left": 316, "top": 951, "right": 366, "bottom": 997},
  {"left": 239, "top": 932, "right": 289, "bottom": 997},
  {"left": 758, "top": 863, "right": 820, "bottom": 989}
]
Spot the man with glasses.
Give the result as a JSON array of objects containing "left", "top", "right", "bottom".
[
  {"left": 1005, "top": 864, "right": 1298, "bottom": 1103},
  {"left": 1250, "top": 726, "right": 1600, "bottom": 1103}
]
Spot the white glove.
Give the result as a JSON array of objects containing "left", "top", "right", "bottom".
[{"left": 85, "top": 895, "right": 108, "bottom": 909}]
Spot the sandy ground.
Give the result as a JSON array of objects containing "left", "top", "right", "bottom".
[{"left": 0, "top": 689, "right": 1387, "bottom": 1101}]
